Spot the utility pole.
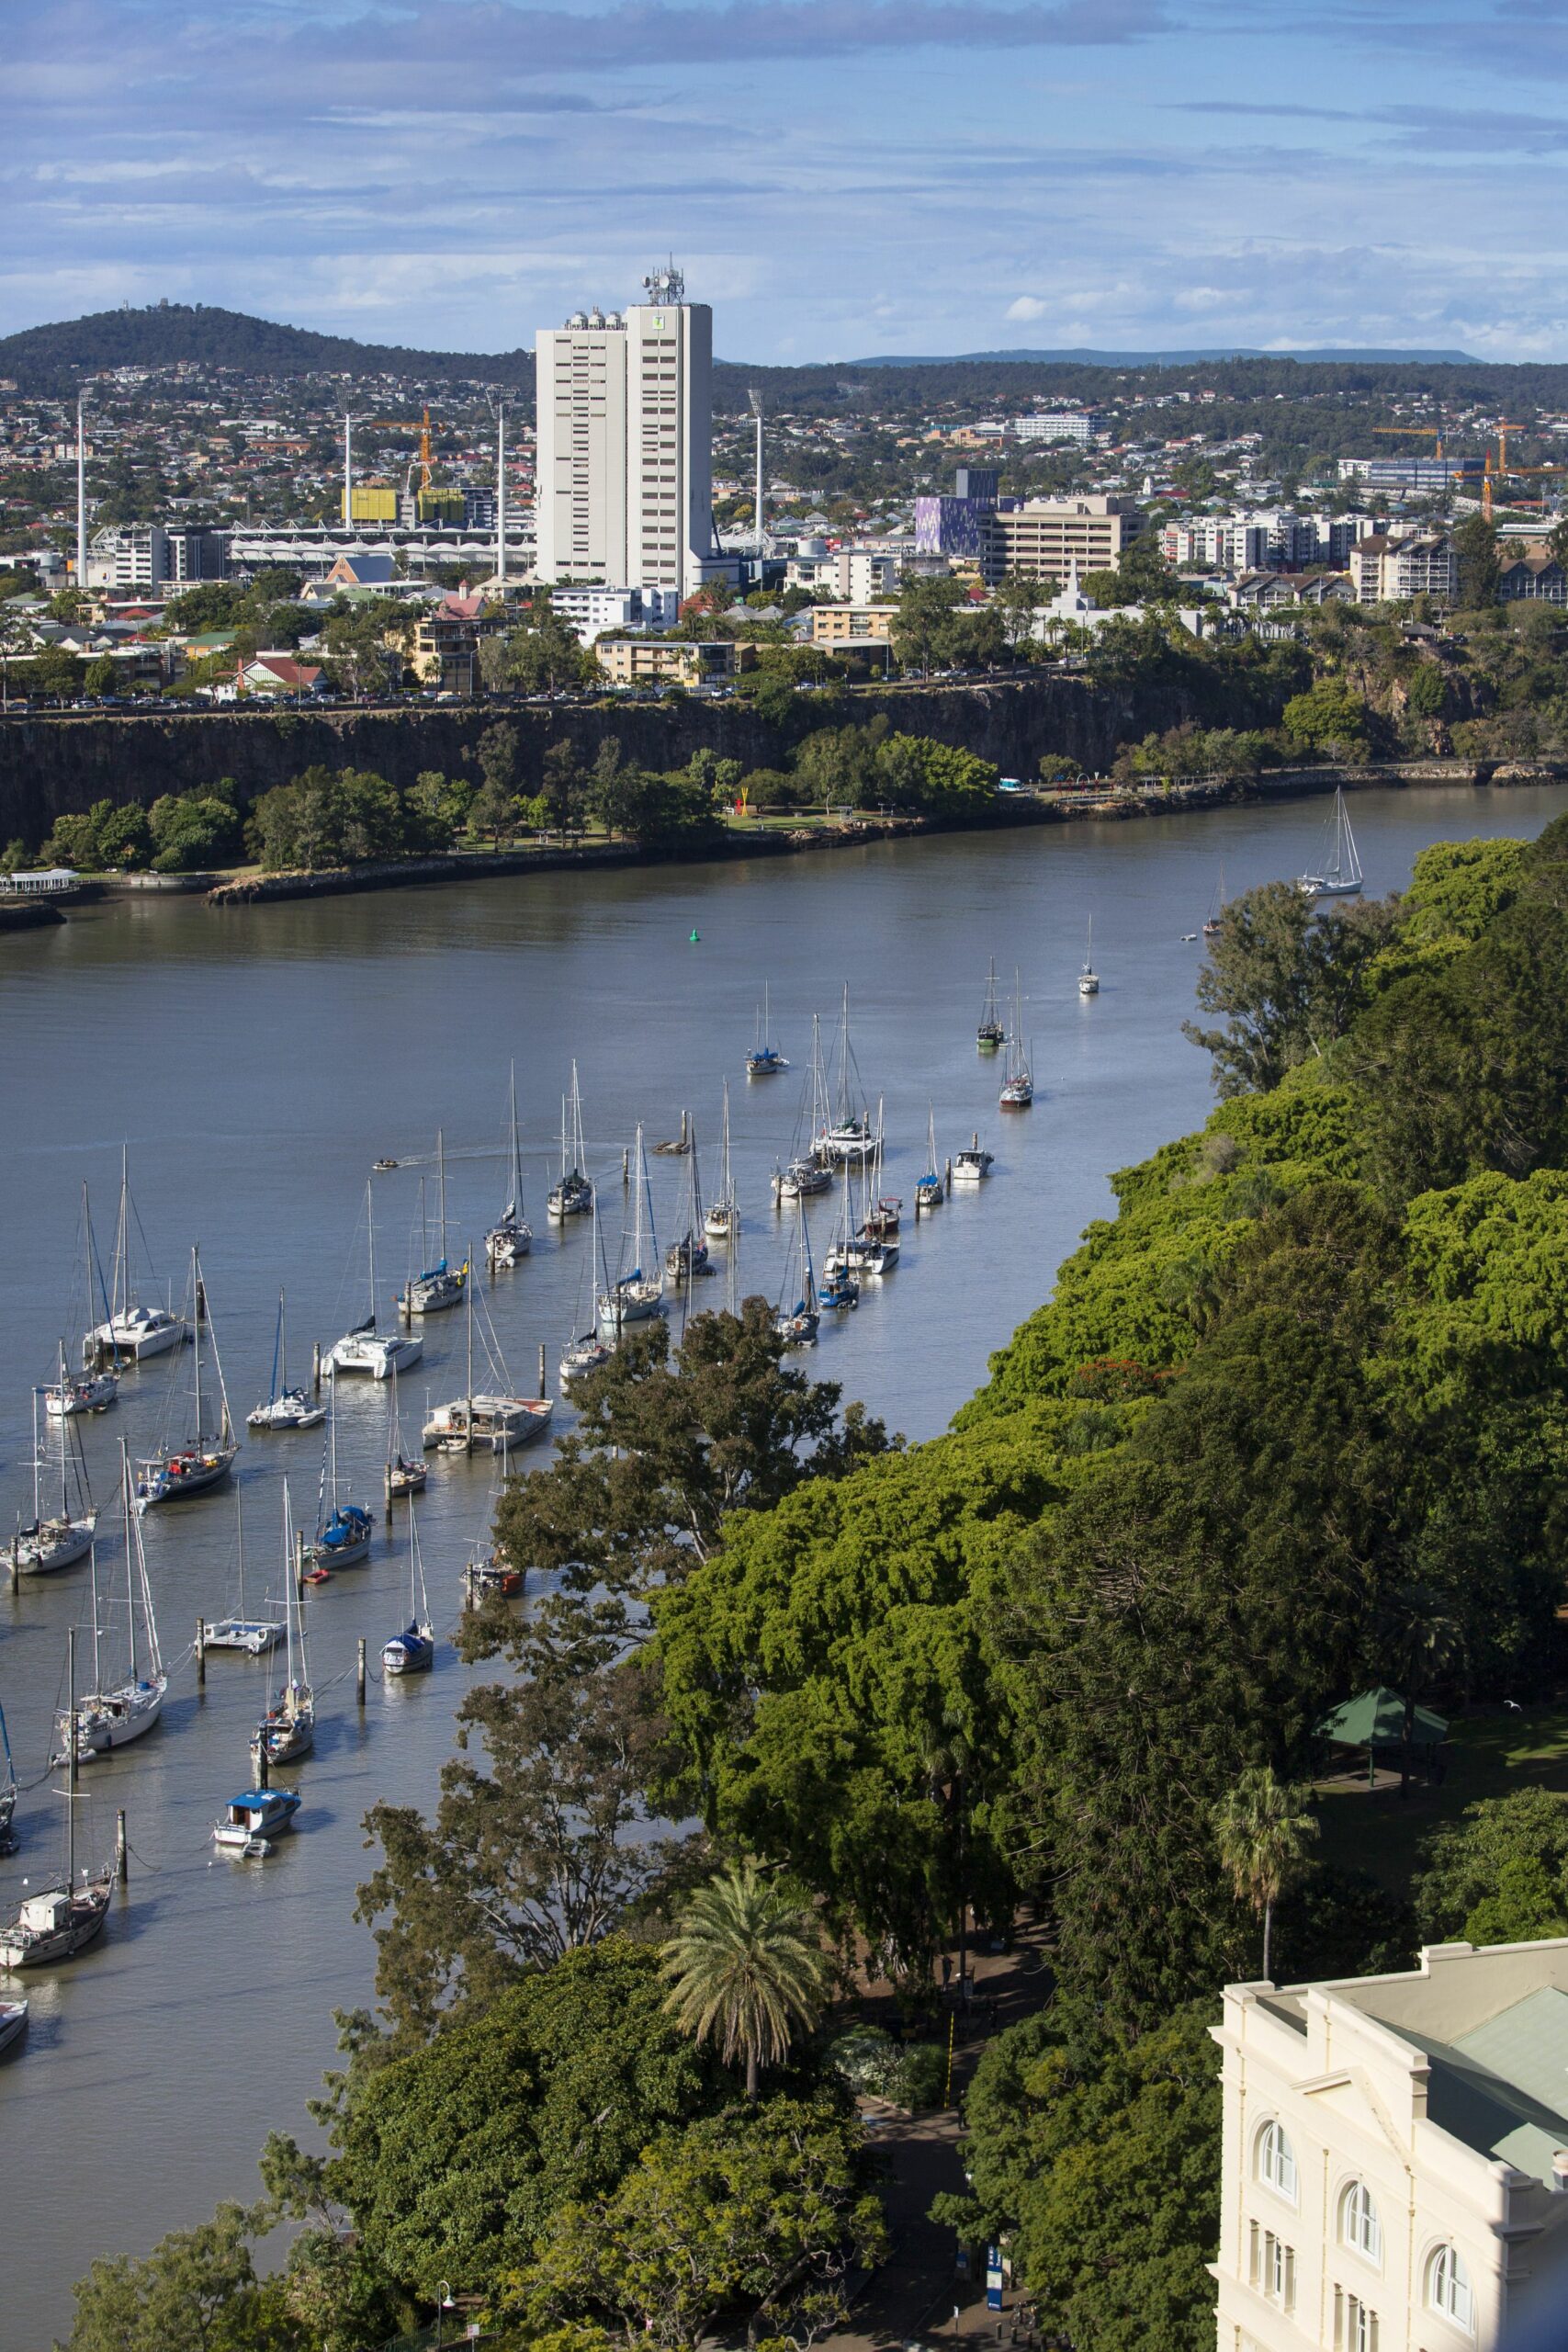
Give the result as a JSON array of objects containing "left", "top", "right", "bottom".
[
  {"left": 342, "top": 413, "right": 354, "bottom": 526},
  {"left": 75, "top": 393, "right": 89, "bottom": 592},
  {"left": 749, "top": 389, "right": 764, "bottom": 556},
  {"left": 491, "top": 397, "right": 509, "bottom": 591}
]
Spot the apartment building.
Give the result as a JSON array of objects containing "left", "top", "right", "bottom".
[
  {"left": 594, "top": 637, "right": 753, "bottom": 686},
  {"left": 809, "top": 603, "right": 897, "bottom": 645},
  {"left": 1213, "top": 1939, "right": 1568, "bottom": 2352},
  {"left": 981, "top": 496, "right": 1145, "bottom": 584},
  {"left": 535, "top": 266, "right": 715, "bottom": 597},
  {"left": 1348, "top": 533, "right": 1458, "bottom": 605},
  {"left": 547, "top": 584, "right": 681, "bottom": 644},
  {"left": 85, "top": 524, "right": 229, "bottom": 591},
  {"left": 1012, "top": 409, "right": 1107, "bottom": 445}
]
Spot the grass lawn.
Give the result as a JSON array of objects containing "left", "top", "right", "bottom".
[{"left": 1314, "top": 1702, "right": 1568, "bottom": 1894}]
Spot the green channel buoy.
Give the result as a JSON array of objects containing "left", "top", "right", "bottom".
[{"left": 689, "top": 929, "right": 701, "bottom": 943}]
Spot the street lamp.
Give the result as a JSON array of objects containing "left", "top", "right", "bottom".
[{"left": 435, "top": 2280, "right": 456, "bottom": 2348}]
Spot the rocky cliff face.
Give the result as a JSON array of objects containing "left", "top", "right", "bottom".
[{"left": 0, "top": 673, "right": 1177, "bottom": 849}]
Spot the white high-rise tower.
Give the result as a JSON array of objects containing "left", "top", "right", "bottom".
[{"left": 535, "top": 264, "right": 714, "bottom": 596}]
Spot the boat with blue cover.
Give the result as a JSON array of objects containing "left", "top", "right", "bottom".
[
  {"left": 213, "top": 1787, "right": 301, "bottom": 1853},
  {"left": 746, "top": 984, "right": 786, "bottom": 1078},
  {"left": 381, "top": 1506, "right": 434, "bottom": 1677}
]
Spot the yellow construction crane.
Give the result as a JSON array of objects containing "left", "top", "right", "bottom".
[{"left": 371, "top": 404, "right": 436, "bottom": 491}]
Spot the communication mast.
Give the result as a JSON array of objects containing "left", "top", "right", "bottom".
[{"left": 749, "top": 389, "right": 765, "bottom": 552}]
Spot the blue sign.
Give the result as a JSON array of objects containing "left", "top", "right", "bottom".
[{"left": 986, "top": 2245, "right": 1005, "bottom": 2312}]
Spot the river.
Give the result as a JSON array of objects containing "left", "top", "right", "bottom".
[{"left": 1, "top": 783, "right": 1562, "bottom": 2349}]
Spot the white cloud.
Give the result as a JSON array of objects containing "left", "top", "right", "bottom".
[{"left": 1005, "top": 295, "right": 1048, "bottom": 322}]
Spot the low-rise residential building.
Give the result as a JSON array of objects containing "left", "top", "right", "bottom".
[
  {"left": 1498, "top": 548, "right": 1568, "bottom": 603},
  {"left": 981, "top": 496, "right": 1146, "bottom": 585},
  {"left": 1213, "top": 1937, "right": 1568, "bottom": 2352},
  {"left": 411, "top": 597, "right": 484, "bottom": 695},
  {"left": 593, "top": 637, "right": 754, "bottom": 685},
  {"left": 808, "top": 603, "right": 897, "bottom": 645},
  {"left": 547, "top": 585, "right": 682, "bottom": 643},
  {"left": 1349, "top": 533, "right": 1458, "bottom": 605},
  {"left": 239, "top": 653, "right": 325, "bottom": 696}
]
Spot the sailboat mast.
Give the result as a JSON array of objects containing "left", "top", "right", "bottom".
[
  {"left": 30, "top": 1386, "right": 40, "bottom": 1526},
  {"left": 122, "top": 1442, "right": 138, "bottom": 1686},
  {"left": 509, "top": 1062, "right": 522, "bottom": 1210},
  {"left": 437, "top": 1130, "right": 447, "bottom": 1260},
  {"left": 282, "top": 1484, "right": 296, "bottom": 1689},
  {"left": 114, "top": 1146, "right": 129, "bottom": 1323},
  {"left": 191, "top": 1246, "right": 203, "bottom": 1439},
  {"left": 366, "top": 1179, "right": 377, "bottom": 1322},
  {"left": 56, "top": 1346, "right": 70, "bottom": 1517},
  {"left": 66, "top": 1626, "right": 76, "bottom": 1888}
]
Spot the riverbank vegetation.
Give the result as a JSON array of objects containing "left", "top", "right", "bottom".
[{"left": 58, "top": 816, "right": 1568, "bottom": 2352}]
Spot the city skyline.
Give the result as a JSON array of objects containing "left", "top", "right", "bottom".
[{"left": 6, "top": 0, "right": 1568, "bottom": 365}]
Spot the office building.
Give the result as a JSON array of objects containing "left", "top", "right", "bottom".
[
  {"left": 981, "top": 496, "right": 1145, "bottom": 584},
  {"left": 1013, "top": 409, "right": 1107, "bottom": 446},
  {"left": 85, "top": 524, "right": 229, "bottom": 591},
  {"left": 1213, "top": 1937, "right": 1568, "bottom": 2352},
  {"left": 916, "top": 468, "right": 1000, "bottom": 560},
  {"left": 1337, "top": 458, "right": 1484, "bottom": 494},
  {"left": 536, "top": 265, "right": 716, "bottom": 597}
]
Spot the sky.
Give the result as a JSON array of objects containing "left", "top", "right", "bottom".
[{"left": 6, "top": 0, "right": 1568, "bottom": 364}]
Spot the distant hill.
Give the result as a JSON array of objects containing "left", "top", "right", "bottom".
[
  {"left": 0, "top": 303, "right": 537, "bottom": 397},
  {"left": 853, "top": 345, "right": 1478, "bottom": 366}
]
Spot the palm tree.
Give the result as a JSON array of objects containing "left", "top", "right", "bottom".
[
  {"left": 661, "top": 1860, "right": 829, "bottom": 2098},
  {"left": 1213, "top": 1765, "right": 1318, "bottom": 1983}
]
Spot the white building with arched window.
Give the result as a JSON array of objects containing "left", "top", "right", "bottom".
[{"left": 1213, "top": 1938, "right": 1568, "bottom": 2352}]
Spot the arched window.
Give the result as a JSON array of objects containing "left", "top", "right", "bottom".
[
  {"left": 1339, "top": 2182, "right": 1383, "bottom": 2267},
  {"left": 1427, "top": 2246, "right": 1474, "bottom": 2333},
  {"left": 1256, "top": 2120, "right": 1299, "bottom": 2202}
]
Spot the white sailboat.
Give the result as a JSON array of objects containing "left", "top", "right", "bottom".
[
  {"left": 134, "top": 1247, "right": 239, "bottom": 1510},
  {"left": 48, "top": 1184, "right": 118, "bottom": 1417},
  {"left": 486, "top": 1063, "right": 533, "bottom": 1268},
  {"left": 329, "top": 1179, "right": 423, "bottom": 1378},
  {"left": 204, "top": 1490, "right": 283, "bottom": 1655},
  {"left": 559, "top": 1193, "right": 613, "bottom": 1388},
  {"left": 1203, "top": 865, "right": 1226, "bottom": 939},
  {"left": 547, "top": 1064, "right": 593, "bottom": 1221},
  {"left": 309, "top": 1378, "right": 372, "bottom": 1571},
  {"left": 1, "top": 1630, "right": 113, "bottom": 1969},
  {"left": 252, "top": 1484, "right": 315, "bottom": 1768},
  {"left": 84, "top": 1148, "right": 186, "bottom": 1366},
  {"left": 248, "top": 1289, "right": 326, "bottom": 1431},
  {"left": 397, "top": 1132, "right": 467, "bottom": 1315},
  {"left": 998, "top": 975, "right": 1033, "bottom": 1109},
  {"left": 1299, "top": 787, "right": 1364, "bottom": 899},
  {"left": 1077, "top": 917, "right": 1100, "bottom": 998},
  {"left": 597, "top": 1126, "right": 666, "bottom": 1335},
  {"left": 252, "top": 1486, "right": 314, "bottom": 1762},
  {"left": 816, "top": 986, "right": 879, "bottom": 1162},
  {"left": 818, "top": 1185, "right": 860, "bottom": 1314},
  {"left": 12, "top": 1362, "right": 96, "bottom": 1575},
  {"left": 917, "top": 1107, "right": 943, "bottom": 1211},
  {"left": 61, "top": 1445, "right": 166, "bottom": 1759},
  {"left": 705, "top": 1081, "right": 739, "bottom": 1242},
  {"left": 384, "top": 1363, "right": 427, "bottom": 1500},
  {"left": 381, "top": 1501, "right": 435, "bottom": 1677}
]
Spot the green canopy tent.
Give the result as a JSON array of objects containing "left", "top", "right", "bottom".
[{"left": 1314, "top": 1686, "right": 1449, "bottom": 1787}]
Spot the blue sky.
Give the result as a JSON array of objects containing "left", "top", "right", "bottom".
[{"left": 6, "top": 0, "right": 1568, "bottom": 362}]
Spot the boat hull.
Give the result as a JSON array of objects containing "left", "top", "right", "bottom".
[
  {"left": 204, "top": 1618, "right": 283, "bottom": 1656},
  {"left": 13, "top": 1517, "right": 96, "bottom": 1576},
  {"left": 85, "top": 1313, "right": 185, "bottom": 1364},
  {"left": 252, "top": 1713, "right": 314, "bottom": 1768},
  {"left": 136, "top": 1446, "right": 238, "bottom": 1510},
  {"left": 0, "top": 1999, "right": 28, "bottom": 2051},
  {"left": 329, "top": 1331, "right": 423, "bottom": 1379},
  {"left": 65, "top": 1679, "right": 165, "bottom": 1758},
  {"left": 0, "top": 1891, "right": 110, "bottom": 1970},
  {"left": 247, "top": 1393, "right": 326, "bottom": 1431},
  {"left": 485, "top": 1224, "right": 532, "bottom": 1265},
  {"left": 46, "top": 1374, "right": 118, "bottom": 1419}
]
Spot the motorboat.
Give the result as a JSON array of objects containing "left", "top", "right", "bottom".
[
  {"left": 214, "top": 1787, "right": 301, "bottom": 1853},
  {"left": 862, "top": 1196, "right": 902, "bottom": 1240},
  {"left": 953, "top": 1136, "right": 994, "bottom": 1185},
  {"left": 0, "top": 1998, "right": 28, "bottom": 2053}
]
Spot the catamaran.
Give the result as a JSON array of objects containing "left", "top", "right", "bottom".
[
  {"left": 252, "top": 1485, "right": 315, "bottom": 1768},
  {"left": 704, "top": 1081, "right": 739, "bottom": 1243},
  {"left": 248, "top": 1290, "right": 325, "bottom": 1431},
  {"left": 397, "top": 1133, "right": 467, "bottom": 1315},
  {"left": 381, "top": 1502, "right": 435, "bottom": 1677},
  {"left": 746, "top": 983, "right": 786, "bottom": 1078},
  {"left": 1, "top": 1631, "right": 112, "bottom": 1969},
  {"left": 1077, "top": 917, "right": 1100, "bottom": 998},
  {"left": 486, "top": 1063, "right": 533, "bottom": 1268},
  {"left": 597, "top": 1127, "right": 666, "bottom": 1336},
  {"left": 329, "top": 1180, "right": 423, "bottom": 1378},
  {"left": 547, "top": 1064, "right": 593, "bottom": 1222},
  {"left": 774, "top": 1208, "right": 820, "bottom": 1348},
  {"left": 204, "top": 1490, "right": 283, "bottom": 1655},
  {"left": 998, "top": 975, "right": 1033, "bottom": 1109},
  {"left": 310, "top": 1378, "right": 373, "bottom": 1572},
  {"left": 1299, "top": 787, "right": 1364, "bottom": 899},
  {"left": 815, "top": 987, "right": 879, "bottom": 1162},
  {"left": 84, "top": 1148, "right": 186, "bottom": 1366},
  {"left": 12, "top": 1362, "right": 96, "bottom": 1575},
  {"left": 977, "top": 958, "right": 1006, "bottom": 1053},
  {"left": 135, "top": 1247, "right": 239, "bottom": 1510},
  {"left": 61, "top": 1445, "right": 166, "bottom": 1759},
  {"left": 48, "top": 1184, "right": 118, "bottom": 1416}
]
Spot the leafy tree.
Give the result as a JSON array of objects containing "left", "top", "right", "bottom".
[
  {"left": 148, "top": 789, "right": 242, "bottom": 872},
  {"left": 525, "top": 2097, "right": 885, "bottom": 2352},
  {"left": 83, "top": 653, "right": 117, "bottom": 696},
  {"left": 328, "top": 1939, "right": 735, "bottom": 2301},
  {"left": 1414, "top": 1789, "right": 1568, "bottom": 1945},
  {"left": 96, "top": 799, "right": 152, "bottom": 867},
  {"left": 1281, "top": 677, "right": 1371, "bottom": 759},
  {"left": 1183, "top": 879, "right": 1398, "bottom": 1095},
  {"left": 540, "top": 738, "right": 587, "bottom": 834},
  {"left": 24, "top": 645, "right": 83, "bottom": 701},
  {"left": 61, "top": 2202, "right": 294, "bottom": 2352},
  {"left": 891, "top": 574, "right": 966, "bottom": 674},
  {"left": 932, "top": 2003, "right": 1220, "bottom": 2352},
  {"left": 1213, "top": 1765, "right": 1317, "bottom": 1980},
  {"left": 661, "top": 1862, "right": 829, "bottom": 2099},
  {"left": 472, "top": 720, "right": 521, "bottom": 843},
  {"left": 1454, "top": 513, "right": 1500, "bottom": 610},
  {"left": 1109, "top": 531, "right": 1183, "bottom": 605}
]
